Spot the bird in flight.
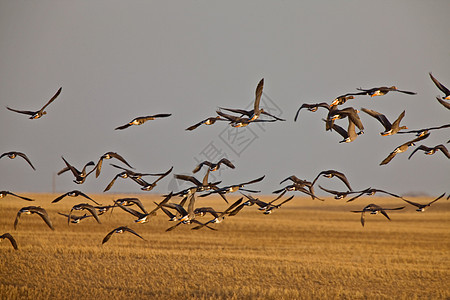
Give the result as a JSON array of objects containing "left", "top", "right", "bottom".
[{"left": 7, "top": 87, "right": 62, "bottom": 119}]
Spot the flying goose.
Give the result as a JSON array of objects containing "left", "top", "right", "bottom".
[
  {"left": 94, "top": 152, "right": 133, "bottom": 178},
  {"left": 103, "top": 164, "right": 163, "bottom": 192},
  {"left": 216, "top": 110, "right": 277, "bottom": 127},
  {"left": 401, "top": 193, "right": 446, "bottom": 212},
  {"left": 116, "top": 193, "right": 172, "bottom": 223},
  {"left": 112, "top": 197, "right": 147, "bottom": 214},
  {"left": 192, "top": 158, "right": 235, "bottom": 173},
  {"left": 58, "top": 212, "right": 93, "bottom": 224},
  {"left": 185, "top": 116, "right": 227, "bottom": 131},
  {"left": 263, "top": 195, "right": 294, "bottom": 214},
  {"left": 68, "top": 203, "right": 101, "bottom": 225},
  {"left": 14, "top": 206, "right": 54, "bottom": 230},
  {"left": 429, "top": 72, "right": 450, "bottom": 108},
  {"left": 318, "top": 185, "right": 353, "bottom": 200},
  {"left": 102, "top": 226, "right": 145, "bottom": 244},
  {"left": 356, "top": 86, "right": 416, "bottom": 97},
  {"left": 0, "top": 233, "right": 18, "bottom": 250},
  {"left": 351, "top": 204, "right": 405, "bottom": 227},
  {"left": 361, "top": 108, "right": 408, "bottom": 136},
  {"left": 219, "top": 78, "right": 284, "bottom": 122},
  {"left": 165, "top": 194, "right": 216, "bottom": 231},
  {"left": 115, "top": 113, "right": 171, "bottom": 130},
  {"left": 0, "top": 191, "right": 34, "bottom": 201},
  {"left": 58, "top": 156, "right": 95, "bottom": 184},
  {"left": 199, "top": 175, "right": 265, "bottom": 198},
  {"left": 326, "top": 107, "right": 364, "bottom": 132},
  {"left": 408, "top": 144, "right": 450, "bottom": 160},
  {"left": 52, "top": 190, "right": 98, "bottom": 205},
  {"left": 380, "top": 133, "right": 430, "bottom": 165},
  {"left": 310, "top": 170, "right": 352, "bottom": 191},
  {"left": 329, "top": 119, "right": 363, "bottom": 143},
  {"left": 346, "top": 187, "right": 405, "bottom": 203},
  {"left": 397, "top": 123, "right": 450, "bottom": 137},
  {"left": 294, "top": 102, "right": 331, "bottom": 122},
  {"left": 192, "top": 198, "right": 244, "bottom": 230},
  {"left": 130, "top": 166, "right": 173, "bottom": 191},
  {"left": 6, "top": 87, "right": 62, "bottom": 119},
  {"left": 0, "top": 151, "right": 36, "bottom": 170}
]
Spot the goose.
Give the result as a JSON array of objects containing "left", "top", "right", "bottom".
[
  {"left": 356, "top": 86, "right": 416, "bottom": 97},
  {"left": 68, "top": 203, "right": 101, "bottom": 225},
  {"left": 52, "top": 190, "right": 98, "bottom": 205},
  {"left": 192, "top": 158, "right": 235, "bottom": 173},
  {"left": 58, "top": 156, "right": 95, "bottom": 184},
  {"left": 115, "top": 193, "right": 172, "bottom": 223},
  {"left": 94, "top": 152, "right": 133, "bottom": 178},
  {"left": 185, "top": 116, "right": 227, "bottom": 131},
  {"left": 131, "top": 166, "right": 173, "bottom": 191},
  {"left": 351, "top": 204, "right": 405, "bottom": 227},
  {"left": 0, "top": 233, "right": 18, "bottom": 250},
  {"left": 216, "top": 110, "right": 277, "bottom": 127},
  {"left": 408, "top": 144, "right": 450, "bottom": 160},
  {"left": 346, "top": 187, "right": 405, "bottom": 203},
  {"left": 58, "top": 212, "right": 93, "bottom": 224},
  {"left": 0, "top": 151, "right": 36, "bottom": 170},
  {"left": 293, "top": 102, "right": 331, "bottom": 122},
  {"left": 401, "top": 193, "right": 446, "bottom": 212},
  {"left": 112, "top": 197, "right": 147, "bottom": 214},
  {"left": 6, "top": 87, "right": 62, "bottom": 119},
  {"left": 397, "top": 123, "right": 450, "bottom": 137},
  {"left": 0, "top": 191, "right": 34, "bottom": 201},
  {"left": 165, "top": 194, "right": 216, "bottom": 231},
  {"left": 311, "top": 170, "right": 352, "bottom": 191},
  {"left": 263, "top": 195, "right": 294, "bottom": 214},
  {"left": 318, "top": 185, "right": 353, "bottom": 200},
  {"left": 103, "top": 164, "right": 163, "bottom": 192},
  {"left": 326, "top": 107, "right": 364, "bottom": 132},
  {"left": 219, "top": 78, "right": 284, "bottom": 122},
  {"left": 102, "top": 226, "right": 145, "bottom": 244},
  {"left": 14, "top": 206, "right": 54, "bottom": 230},
  {"left": 192, "top": 198, "right": 244, "bottom": 230},
  {"left": 361, "top": 108, "right": 408, "bottom": 136},
  {"left": 380, "top": 133, "right": 430, "bottom": 165},
  {"left": 329, "top": 119, "right": 363, "bottom": 143},
  {"left": 429, "top": 72, "right": 450, "bottom": 100},
  {"left": 199, "top": 175, "right": 265, "bottom": 198},
  {"left": 115, "top": 113, "right": 172, "bottom": 130}
]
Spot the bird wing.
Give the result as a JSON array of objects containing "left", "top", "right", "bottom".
[
  {"left": 103, "top": 173, "right": 122, "bottom": 192},
  {"left": 254, "top": 78, "right": 264, "bottom": 113},
  {"left": 39, "top": 87, "right": 62, "bottom": 111},
  {"left": 429, "top": 72, "right": 450, "bottom": 96},
  {"left": 114, "top": 123, "right": 132, "bottom": 130},
  {"left": 436, "top": 97, "right": 450, "bottom": 110},
  {"left": 0, "top": 233, "right": 18, "bottom": 250},
  {"left": 16, "top": 152, "right": 36, "bottom": 170},
  {"left": 33, "top": 207, "right": 54, "bottom": 230},
  {"left": 361, "top": 108, "right": 392, "bottom": 131},
  {"left": 218, "top": 158, "right": 235, "bottom": 169},
  {"left": 437, "top": 144, "right": 450, "bottom": 158},
  {"left": 6, "top": 106, "right": 35, "bottom": 116},
  {"left": 123, "top": 227, "right": 145, "bottom": 240},
  {"left": 102, "top": 228, "right": 117, "bottom": 244},
  {"left": 52, "top": 192, "right": 69, "bottom": 203},
  {"left": 8, "top": 191, "right": 34, "bottom": 201}
]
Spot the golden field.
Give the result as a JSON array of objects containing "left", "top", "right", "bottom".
[{"left": 0, "top": 193, "right": 449, "bottom": 299}]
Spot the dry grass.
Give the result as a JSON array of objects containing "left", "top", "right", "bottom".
[{"left": 0, "top": 193, "right": 449, "bottom": 299}]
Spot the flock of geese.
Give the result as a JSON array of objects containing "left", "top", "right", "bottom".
[{"left": 1, "top": 73, "right": 449, "bottom": 250}]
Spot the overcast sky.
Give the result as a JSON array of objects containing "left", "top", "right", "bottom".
[{"left": 0, "top": 1, "right": 449, "bottom": 197}]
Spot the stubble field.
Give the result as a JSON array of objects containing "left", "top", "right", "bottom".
[{"left": 0, "top": 193, "right": 449, "bottom": 299}]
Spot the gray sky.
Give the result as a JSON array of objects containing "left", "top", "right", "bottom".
[{"left": 1, "top": 1, "right": 449, "bottom": 197}]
